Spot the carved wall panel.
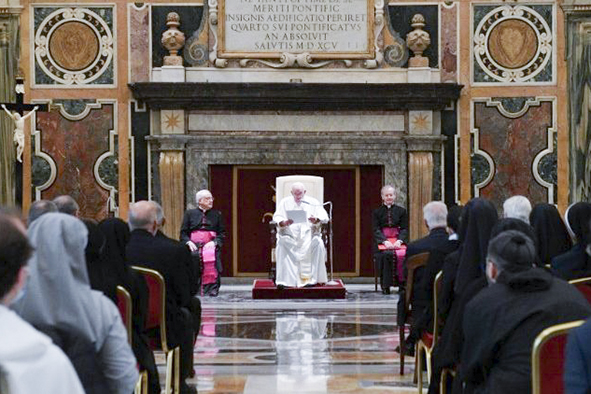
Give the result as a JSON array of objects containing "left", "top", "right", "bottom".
[
  {"left": 471, "top": 97, "right": 556, "bottom": 210},
  {"left": 473, "top": 4, "right": 554, "bottom": 84},
  {"left": 33, "top": 100, "right": 118, "bottom": 220},
  {"left": 32, "top": 6, "right": 115, "bottom": 86}
]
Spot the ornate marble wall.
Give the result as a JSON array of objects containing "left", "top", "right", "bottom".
[
  {"left": 471, "top": 98, "right": 556, "bottom": 210},
  {"left": 33, "top": 101, "right": 118, "bottom": 220}
]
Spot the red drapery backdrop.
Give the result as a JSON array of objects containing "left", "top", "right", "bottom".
[{"left": 210, "top": 165, "right": 383, "bottom": 276}]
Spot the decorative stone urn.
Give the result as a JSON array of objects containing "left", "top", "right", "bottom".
[
  {"left": 161, "top": 12, "right": 185, "bottom": 66},
  {"left": 406, "top": 14, "right": 431, "bottom": 68}
]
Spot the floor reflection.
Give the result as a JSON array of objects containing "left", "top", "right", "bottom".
[{"left": 161, "top": 284, "right": 420, "bottom": 393}]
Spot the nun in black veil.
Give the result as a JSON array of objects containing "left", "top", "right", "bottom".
[
  {"left": 529, "top": 203, "right": 572, "bottom": 267},
  {"left": 428, "top": 198, "right": 498, "bottom": 394},
  {"left": 551, "top": 202, "right": 591, "bottom": 280}
]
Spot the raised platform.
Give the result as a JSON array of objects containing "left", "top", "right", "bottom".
[{"left": 252, "top": 279, "right": 347, "bottom": 300}]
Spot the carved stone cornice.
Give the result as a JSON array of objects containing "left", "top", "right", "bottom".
[
  {"left": 404, "top": 135, "right": 446, "bottom": 152},
  {"left": 0, "top": 7, "right": 24, "bottom": 16},
  {"left": 147, "top": 135, "right": 188, "bottom": 151},
  {"left": 129, "top": 82, "right": 463, "bottom": 111},
  {"left": 562, "top": 3, "right": 591, "bottom": 15}
]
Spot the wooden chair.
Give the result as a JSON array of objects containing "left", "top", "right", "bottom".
[
  {"left": 416, "top": 270, "right": 443, "bottom": 392},
  {"left": 131, "top": 266, "right": 181, "bottom": 394},
  {"left": 398, "top": 251, "right": 430, "bottom": 375},
  {"left": 439, "top": 368, "right": 456, "bottom": 394},
  {"left": 569, "top": 276, "right": 591, "bottom": 305},
  {"left": 115, "top": 285, "right": 133, "bottom": 346},
  {"left": 531, "top": 320, "right": 585, "bottom": 394},
  {"left": 134, "top": 371, "right": 148, "bottom": 394}
]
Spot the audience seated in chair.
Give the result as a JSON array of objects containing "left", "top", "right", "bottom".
[
  {"left": 126, "top": 201, "right": 200, "bottom": 394},
  {"left": 27, "top": 199, "right": 57, "bottom": 225},
  {"left": 565, "top": 317, "right": 591, "bottom": 394},
  {"left": 502, "top": 195, "right": 532, "bottom": 224},
  {"left": 552, "top": 202, "right": 591, "bottom": 281},
  {"left": 459, "top": 230, "right": 591, "bottom": 394},
  {"left": 12, "top": 212, "right": 138, "bottom": 394},
  {"left": 0, "top": 212, "right": 85, "bottom": 394},
  {"left": 427, "top": 198, "right": 498, "bottom": 394},
  {"left": 400, "top": 203, "right": 461, "bottom": 356},
  {"left": 372, "top": 185, "right": 408, "bottom": 294},
  {"left": 273, "top": 181, "right": 329, "bottom": 288},
  {"left": 98, "top": 217, "right": 161, "bottom": 394},
  {"left": 530, "top": 203, "right": 572, "bottom": 267}
]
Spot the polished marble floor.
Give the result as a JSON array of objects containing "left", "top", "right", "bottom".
[{"left": 158, "top": 283, "right": 422, "bottom": 393}]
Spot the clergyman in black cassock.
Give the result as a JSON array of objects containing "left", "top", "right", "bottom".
[
  {"left": 372, "top": 185, "right": 408, "bottom": 294},
  {"left": 181, "top": 190, "right": 226, "bottom": 297}
]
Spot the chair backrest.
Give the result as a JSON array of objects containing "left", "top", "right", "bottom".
[
  {"left": 569, "top": 277, "right": 591, "bottom": 305},
  {"left": 432, "top": 270, "right": 443, "bottom": 342},
  {"left": 131, "top": 266, "right": 169, "bottom": 352},
  {"left": 405, "top": 252, "right": 430, "bottom": 307},
  {"left": 276, "top": 175, "right": 324, "bottom": 207},
  {"left": 531, "top": 320, "right": 585, "bottom": 394},
  {"left": 115, "top": 285, "right": 133, "bottom": 346}
]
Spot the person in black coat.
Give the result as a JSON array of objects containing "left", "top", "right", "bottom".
[
  {"left": 97, "top": 217, "right": 161, "bottom": 394},
  {"left": 530, "top": 203, "right": 572, "bottom": 267},
  {"left": 428, "top": 217, "right": 537, "bottom": 394},
  {"left": 564, "top": 317, "right": 591, "bottom": 394},
  {"left": 126, "top": 201, "right": 199, "bottom": 394},
  {"left": 460, "top": 230, "right": 591, "bottom": 394},
  {"left": 397, "top": 201, "right": 454, "bottom": 334},
  {"left": 403, "top": 205, "right": 462, "bottom": 353},
  {"left": 180, "top": 189, "right": 226, "bottom": 297},
  {"left": 372, "top": 185, "right": 408, "bottom": 294},
  {"left": 552, "top": 202, "right": 591, "bottom": 281}
]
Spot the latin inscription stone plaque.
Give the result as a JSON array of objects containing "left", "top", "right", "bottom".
[{"left": 219, "top": 0, "right": 374, "bottom": 59}]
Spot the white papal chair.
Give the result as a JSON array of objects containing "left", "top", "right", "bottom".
[{"left": 269, "top": 175, "right": 327, "bottom": 281}]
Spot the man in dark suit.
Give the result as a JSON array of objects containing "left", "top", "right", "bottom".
[
  {"left": 397, "top": 201, "right": 455, "bottom": 353},
  {"left": 372, "top": 185, "right": 408, "bottom": 294},
  {"left": 126, "top": 201, "right": 199, "bottom": 394},
  {"left": 180, "top": 189, "right": 226, "bottom": 297}
]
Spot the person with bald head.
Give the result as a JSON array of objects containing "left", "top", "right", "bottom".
[
  {"left": 180, "top": 189, "right": 226, "bottom": 297},
  {"left": 273, "top": 182, "right": 329, "bottom": 288},
  {"left": 52, "top": 195, "right": 80, "bottom": 217},
  {"left": 126, "top": 201, "right": 198, "bottom": 394}
]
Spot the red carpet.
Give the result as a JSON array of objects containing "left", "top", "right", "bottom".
[{"left": 252, "top": 279, "right": 347, "bottom": 299}]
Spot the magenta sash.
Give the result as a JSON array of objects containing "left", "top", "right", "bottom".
[
  {"left": 190, "top": 230, "right": 218, "bottom": 285},
  {"left": 381, "top": 227, "right": 407, "bottom": 282}
]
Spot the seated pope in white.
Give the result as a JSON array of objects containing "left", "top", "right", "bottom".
[{"left": 273, "top": 182, "right": 329, "bottom": 287}]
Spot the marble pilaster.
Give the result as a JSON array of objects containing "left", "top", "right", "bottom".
[{"left": 156, "top": 139, "right": 186, "bottom": 240}]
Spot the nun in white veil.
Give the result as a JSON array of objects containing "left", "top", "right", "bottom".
[{"left": 12, "top": 213, "right": 138, "bottom": 394}]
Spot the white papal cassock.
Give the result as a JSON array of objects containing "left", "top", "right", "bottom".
[{"left": 273, "top": 195, "right": 329, "bottom": 287}]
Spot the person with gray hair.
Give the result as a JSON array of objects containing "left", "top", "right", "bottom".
[
  {"left": 273, "top": 182, "right": 329, "bottom": 288},
  {"left": 127, "top": 201, "right": 200, "bottom": 394},
  {"left": 396, "top": 201, "right": 453, "bottom": 353},
  {"left": 459, "top": 230, "right": 591, "bottom": 394},
  {"left": 27, "top": 199, "right": 58, "bottom": 224},
  {"left": 372, "top": 185, "right": 409, "bottom": 294},
  {"left": 503, "top": 195, "right": 532, "bottom": 224},
  {"left": 52, "top": 195, "right": 80, "bottom": 217},
  {"left": 180, "top": 190, "right": 225, "bottom": 296}
]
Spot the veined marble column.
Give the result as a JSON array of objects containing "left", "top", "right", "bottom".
[
  {"left": 405, "top": 110, "right": 443, "bottom": 241},
  {"left": 157, "top": 109, "right": 187, "bottom": 240},
  {"left": 159, "top": 150, "right": 184, "bottom": 240},
  {"left": 408, "top": 151, "right": 433, "bottom": 241}
]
